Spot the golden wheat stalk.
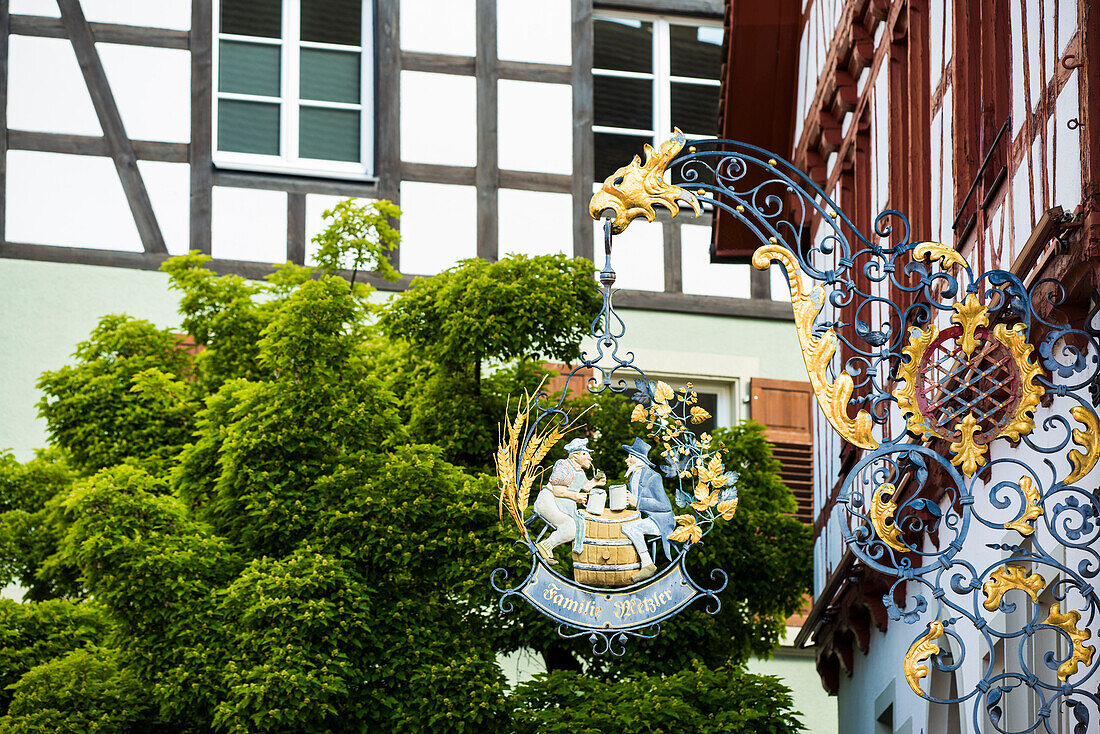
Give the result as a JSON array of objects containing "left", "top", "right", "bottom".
[{"left": 494, "top": 376, "right": 598, "bottom": 541}]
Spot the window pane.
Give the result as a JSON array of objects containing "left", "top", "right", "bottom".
[
  {"left": 300, "top": 48, "right": 359, "bottom": 103},
  {"left": 593, "top": 132, "right": 651, "bottom": 183},
  {"left": 219, "top": 40, "right": 281, "bottom": 96},
  {"left": 692, "top": 392, "right": 718, "bottom": 435},
  {"left": 670, "top": 24, "right": 723, "bottom": 80},
  {"left": 593, "top": 18, "right": 652, "bottom": 73},
  {"left": 594, "top": 75, "right": 651, "bottom": 130},
  {"left": 301, "top": 0, "right": 362, "bottom": 46},
  {"left": 671, "top": 82, "right": 719, "bottom": 136},
  {"left": 221, "top": 0, "right": 281, "bottom": 38},
  {"left": 218, "top": 99, "right": 280, "bottom": 154},
  {"left": 300, "top": 107, "right": 360, "bottom": 161}
]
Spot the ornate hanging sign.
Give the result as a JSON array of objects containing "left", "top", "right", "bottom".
[
  {"left": 491, "top": 203, "right": 736, "bottom": 655},
  {"left": 569, "top": 128, "right": 1100, "bottom": 731}
]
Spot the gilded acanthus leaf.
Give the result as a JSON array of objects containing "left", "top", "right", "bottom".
[
  {"left": 1066, "top": 405, "right": 1100, "bottom": 484},
  {"left": 1041, "top": 603, "right": 1095, "bottom": 681},
  {"left": 949, "top": 293, "right": 989, "bottom": 358},
  {"left": 752, "top": 244, "right": 877, "bottom": 449},
  {"left": 904, "top": 620, "right": 945, "bottom": 696},
  {"left": 1003, "top": 476, "right": 1043, "bottom": 536},
  {"left": 588, "top": 128, "right": 702, "bottom": 234},
  {"left": 949, "top": 412, "right": 987, "bottom": 478},
  {"left": 912, "top": 242, "right": 967, "bottom": 270},
  {"left": 981, "top": 564, "right": 1046, "bottom": 612},
  {"left": 869, "top": 483, "right": 908, "bottom": 553},
  {"left": 894, "top": 324, "right": 940, "bottom": 440},
  {"left": 992, "top": 323, "right": 1045, "bottom": 442}
]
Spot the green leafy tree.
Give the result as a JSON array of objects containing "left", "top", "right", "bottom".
[
  {"left": 0, "top": 202, "right": 811, "bottom": 730},
  {"left": 511, "top": 663, "right": 805, "bottom": 733},
  {"left": 380, "top": 255, "right": 601, "bottom": 468},
  {"left": 311, "top": 199, "right": 401, "bottom": 283}
]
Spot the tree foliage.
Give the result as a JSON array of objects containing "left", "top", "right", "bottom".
[
  {"left": 0, "top": 200, "right": 811, "bottom": 731},
  {"left": 511, "top": 663, "right": 805, "bottom": 733}
]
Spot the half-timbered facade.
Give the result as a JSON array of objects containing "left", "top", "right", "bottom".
[
  {"left": 717, "top": 1, "right": 1100, "bottom": 732},
  {"left": 0, "top": 0, "right": 822, "bottom": 459}
]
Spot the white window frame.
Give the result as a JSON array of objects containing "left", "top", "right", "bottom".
[
  {"left": 646, "top": 373, "right": 740, "bottom": 428},
  {"left": 592, "top": 11, "right": 723, "bottom": 151},
  {"left": 212, "top": 0, "right": 375, "bottom": 179}
]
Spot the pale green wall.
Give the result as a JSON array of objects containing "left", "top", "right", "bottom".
[
  {"left": 614, "top": 307, "right": 805, "bottom": 383},
  {"left": 0, "top": 259, "right": 182, "bottom": 460}
]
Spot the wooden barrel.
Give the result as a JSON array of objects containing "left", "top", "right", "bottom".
[{"left": 571, "top": 508, "right": 642, "bottom": 588}]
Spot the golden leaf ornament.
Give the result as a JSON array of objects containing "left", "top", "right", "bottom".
[
  {"left": 1066, "top": 405, "right": 1100, "bottom": 484},
  {"left": 904, "top": 621, "right": 945, "bottom": 696},
  {"left": 1003, "top": 476, "right": 1043, "bottom": 536},
  {"left": 982, "top": 565, "right": 1047, "bottom": 612},
  {"left": 869, "top": 483, "right": 908, "bottom": 553},
  {"left": 751, "top": 244, "right": 877, "bottom": 449},
  {"left": 1041, "top": 604, "right": 1095, "bottom": 681}
]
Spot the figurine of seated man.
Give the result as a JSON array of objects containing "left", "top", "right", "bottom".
[
  {"left": 620, "top": 438, "right": 674, "bottom": 582},
  {"left": 533, "top": 438, "right": 604, "bottom": 563}
]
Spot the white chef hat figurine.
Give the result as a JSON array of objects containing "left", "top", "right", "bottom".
[{"left": 532, "top": 438, "right": 606, "bottom": 564}]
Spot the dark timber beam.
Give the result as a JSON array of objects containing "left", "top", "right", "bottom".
[
  {"left": 0, "top": 3, "right": 9, "bottom": 246},
  {"left": 401, "top": 52, "right": 571, "bottom": 84},
  {"left": 57, "top": 0, "right": 166, "bottom": 254},
  {"left": 0, "top": 241, "right": 794, "bottom": 320},
  {"left": 213, "top": 169, "right": 380, "bottom": 198},
  {"left": 571, "top": 0, "right": 594, "bottom": 261},
  {"left": 9, "top": 130, "right": 188, "bottom": 162},
  {"left": 287, "top": 193, "right": 306, "bottom": 264},
  {"left": 594, "top": 0, "right": 723, "bottom": 18},
  {"left": 475, "top": 0, "right": 499, "bottom": 261},
  {"left": 401, "top": 51, "right": 476, "bottom": 76},
  {"left": 375, "top": 0, "right": 401, "bottom": 271},
  {"left": 10, "top": 14, "right": 190, "bottom": 49},
  {"left": 190, "top": 0, "right": 213, "bottom": 254},
  {"left": 663, "top": 222, "right": 682, "bottom": 293}
]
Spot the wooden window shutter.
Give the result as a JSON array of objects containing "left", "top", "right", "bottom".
[{"left": 750, "top": 378, "right": 814, "bottom": 524}]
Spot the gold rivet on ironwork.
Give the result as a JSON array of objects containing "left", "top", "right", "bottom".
[
  {"left": 736, "top": 205, "right": 745, "bottom": 212},
  {"left": 768, "top": 158, "right": 777, "bottom": 165},
  {"left": 769, "top": 237, "right": 778, "bottom": 243},
  {"left": 688, "top": 146, "right": 697, "bottom": 153},
  {"left": 696, "top": 189, "right": 706, "bottom": 195}
]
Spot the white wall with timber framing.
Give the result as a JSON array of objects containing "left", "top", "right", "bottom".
[
  {"left": 0, "top": 1, "right": 809, "bottom": 462},
  {"left": 788, "top": 1, "right": 1097, "bottom": 732}
]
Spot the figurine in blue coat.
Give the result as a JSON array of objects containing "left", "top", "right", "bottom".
[{"left": 620, "top": 437, "right": 675, "bottom": 582}]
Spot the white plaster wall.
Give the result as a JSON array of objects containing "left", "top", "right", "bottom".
[
  {"left": 497, "top": 189, "right": 572, "bottom": 258},
  {"left": 211, "top": 187, "right": 287, "bottom": 263},
  {"left": 498, "top": 80, "right": 572, "bottom": 175},
  {"left": 595, "top": 219, "right": 663, "bottom": 292},
  {"left": 8, "top": 35, "right": 101, "bottom": 136},
  {"left": 400, "top": 72, "right": 477, "bottom": 167},
  {"left": 1050, "top": 69, "right": 1081, "bottom": 210},
  {"left": 680, "top": 224, "right": 750, "bottom": 299},
  {"left": 398, "top": 181, "right": 477, "bottom": 275},
  {"left": 138, "top": 161, "right": 191, "bottom": 255},
  {"left": 6, "top": 151, "right": 142, "bottom": 250},
  {"left": 497, "top": 0, "right": 570, "bottom": 65},
  {"left": 81, "top": 0, "right": 191, "bottom": 30},
  {"left": 400, "top": 0, "right": 475, "bottom": 57},
  {"left": 98, "top": 44, "right": 191, "bottom": 144},
  {"left": 937, "top": 88, "right": 954, "bottom": 248}
]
